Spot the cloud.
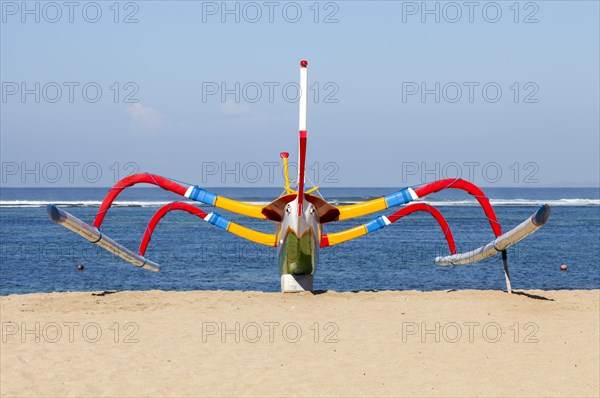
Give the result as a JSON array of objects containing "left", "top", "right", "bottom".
[
  {"left": 220, "top": 101, "right": 252, "bottom": 115},
  {"left": 126, "top": 103, "right": 165, "bottom": 133},
  {"left": 219, "top": 101, "right": 270, "bottom": 125}
]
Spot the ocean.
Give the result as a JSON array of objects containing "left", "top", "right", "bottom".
[{"left": 1, "top": 187, "right": 599, "bottom": 294}]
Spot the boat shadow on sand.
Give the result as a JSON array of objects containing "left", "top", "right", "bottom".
[{"left": 312, "top": 289, "right": 555, "bottom": 301}]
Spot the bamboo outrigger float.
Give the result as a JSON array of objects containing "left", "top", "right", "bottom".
[{"left": 48, "top": 60, "right": 550, "bottom": 293}]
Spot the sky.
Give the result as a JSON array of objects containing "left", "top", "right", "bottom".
[{"left": 1, "top": 0, "right": 599, "bottom": 188}]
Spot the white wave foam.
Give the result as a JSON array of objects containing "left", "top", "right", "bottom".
[
  {"left": 332, "top": 198, "right": 599, "bottom": 207},
  {"left": 0, "top": 200, "right": 270, "bottom": 208},
  {"left": 423, "top": 198, "right": 600, "bottom": 207},
  {"left": 1, "top": 198, "right": 598, "bottom": 208}
]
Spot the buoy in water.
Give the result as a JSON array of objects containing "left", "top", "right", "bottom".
[
  {"left": 77, "top": 264, "right": 85, "bottom": 271},
  {"left": 560, "top": 264, "right": 567, "bottom": 271}
]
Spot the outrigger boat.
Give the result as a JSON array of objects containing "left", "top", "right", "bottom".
[{"left": 48, "top": 60, "right": 550, "bottom": 292}]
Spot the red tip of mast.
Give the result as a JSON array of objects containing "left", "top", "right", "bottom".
[
  {"left": 280, "top": 152, "right": 289, "bottom": 159},
  {"left": 300, "top": 60, "right": 308, "bottom": 67}
]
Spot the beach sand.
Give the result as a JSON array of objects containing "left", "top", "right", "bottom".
[{"left": 1, "top": 289, "right": 598, "bottom": 397}]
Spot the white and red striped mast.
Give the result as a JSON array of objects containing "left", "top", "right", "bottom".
[{"left": 297, "top": 59, "right": 308, "bottom": 215}]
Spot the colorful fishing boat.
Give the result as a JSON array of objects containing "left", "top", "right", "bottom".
[{"left": 48, "top": 60, "right": 550, "bottom": 292}]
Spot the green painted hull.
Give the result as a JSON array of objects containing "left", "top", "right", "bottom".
[{"left": 279, "top": 231, "right": 317, "bottom": 275}]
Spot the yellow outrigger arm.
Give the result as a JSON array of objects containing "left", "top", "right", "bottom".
[
  {"left": 322, "top": 224, "right": 369, "bottom": 247},
  {"left": 186, "top": 151, "right": 322, "bottom": 221},
  {"left": 183, "top": 151, "right": 319, "bottom": 220},
  {"left": 226, "top": 221, "right": 277, "bottom": 246},
  {"left": 186, "top": 182, "right": 418, "bottom": 222},
  {"left": 336, "top": 187, "right": 419, "bottom": 220},
  {"left": 175, "top": 200, "right": 277, "bottom": 246},
  {"left": 184, "top": 186, "right": 266, "bottom": 219},
  {"left": 139, "top": 201, "right": 277, "bottom": 252},
  {"left": 321, "top": 213, "right": 398, "bottom": 247}
]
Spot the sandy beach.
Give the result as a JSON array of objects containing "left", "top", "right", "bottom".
[{"left": 1, "top": 289, "right": 598, "bottom": 397}]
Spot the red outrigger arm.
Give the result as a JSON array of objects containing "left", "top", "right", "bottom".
[
  {"left": 414, "top": 178, "right": 502, "bottom": 237},
  {"left": 94, "top": 174, "right": 188, "bottom": 228},
  {"left": 93, "top": 173, "right": 268, "bottom": 229},
  {"left": 336, "top": 179, "right": 502, "bottom": 238},
  {"left": 139, "top": 202, "right": 277, "bottom": 256},
  {"left": 139, "top": 202, "right": 209, "bottom": 256},
  {"left": 321, "top": 202, "right": 456, "bottom": 254},
  {"left": 388, "top": 203, "right": 456, "bottom": 254}
]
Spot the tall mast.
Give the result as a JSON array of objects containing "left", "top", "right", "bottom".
[{"left": 297, "top": 59, "right": 308, "bottom": 215}]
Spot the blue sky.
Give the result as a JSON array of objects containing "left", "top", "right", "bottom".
[{"left": 1, "top": 1, "right": 599, "bottom": 188}]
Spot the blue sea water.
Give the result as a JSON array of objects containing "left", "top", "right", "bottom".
[{"left": 1, "top": 187, "right": 599, "bottom": 294}]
